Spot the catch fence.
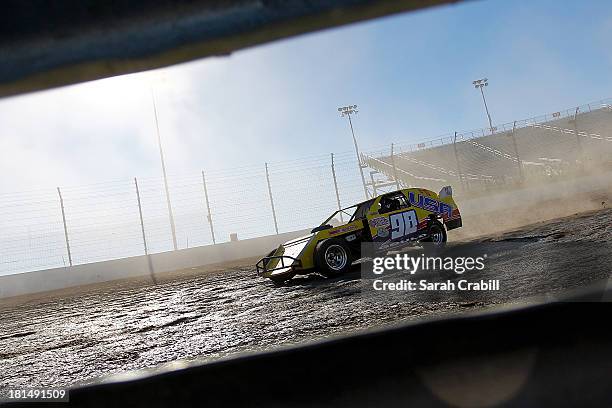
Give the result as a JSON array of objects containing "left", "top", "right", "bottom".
[{"left": 2, "top": 98, "right": 612, "bottom": 275}]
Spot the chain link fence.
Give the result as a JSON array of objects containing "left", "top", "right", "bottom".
[
  {"left": 0, "top": 152, "right": 368, "bottom": 275},
  {"left": 2, "top": 99, "right": 612, "bottom": 275}
]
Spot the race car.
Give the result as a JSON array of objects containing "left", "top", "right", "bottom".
[{"left": 256, "top": 186, "right": 462, "bottom": 283}]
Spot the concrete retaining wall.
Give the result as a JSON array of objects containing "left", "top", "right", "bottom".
[{"left": 0, "top": 229, "right": 309, "bottom": 299}]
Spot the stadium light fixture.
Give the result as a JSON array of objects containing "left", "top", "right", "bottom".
[
  {"left": 473, "top": 78, "right": 494, "bottom": 133},
  {"left": 338, "top": 104, "right": 368, "bottom": 199}
]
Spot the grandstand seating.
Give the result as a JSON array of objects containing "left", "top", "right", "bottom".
[{"left": 362, "top": 106, "right": 612, "bottom": 195}]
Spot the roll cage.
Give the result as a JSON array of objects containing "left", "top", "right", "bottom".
[
  {"left": 319, "top": 190, "right": 414, "bottom": 228},
  {"left": 319, "top": 199, "right": 376, "bottom": 227}
]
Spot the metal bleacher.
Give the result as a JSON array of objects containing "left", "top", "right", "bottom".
[{"left": 362, "top": 102, "right": 612, "bottom": 195}]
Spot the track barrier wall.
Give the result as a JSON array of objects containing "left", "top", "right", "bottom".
[{"left": 0, "top": 229, "right": 309, "bottom": 299}]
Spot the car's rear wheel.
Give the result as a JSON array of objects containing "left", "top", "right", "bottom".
[
  {"left": 429, "top": 221, "right": 447, "bottom": 244},
  {"left": 315, "top": 238, "right": 352, "bottom": 277},
  {"left": 422, "top": 220, "right": 447, "bottom": 255}
]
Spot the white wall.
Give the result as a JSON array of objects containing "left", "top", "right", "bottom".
[{"left": 0, "top": 229, "right": 309, "bottom": 299}]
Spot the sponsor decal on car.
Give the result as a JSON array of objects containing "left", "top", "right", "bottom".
[
  {"left": 329, "top": 224, "right": 359, "bottom": 236},
  {"left": 407, "top": 191, "right": 453, "bottom": 219},
  {"left": 376, "top": 226, "right": 390, "bottom": 238},
  {"left": 369, "top": 216, "right": 390, "bottom": 228}
]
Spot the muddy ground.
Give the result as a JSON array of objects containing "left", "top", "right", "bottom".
[{"left": 0, "top": 208, "right": 610, "bottom": 388}]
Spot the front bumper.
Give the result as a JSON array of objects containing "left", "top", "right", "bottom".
[{"left": 256, "top": 255, "right": 302, "bottom": 276}]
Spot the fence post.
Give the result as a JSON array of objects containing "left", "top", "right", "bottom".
[
  {"left": 573, "top": 107, "right": 584, "bottom": 166},
  {"left": 390, "top": 143, "right": 400, "bottom": 190},
  {"left": 452, "top": 132, "right": 465, "bottom": 191},
  {"left": 201, "top": 171, "right": 216, "bottom": 244},
  {"left": 370, "top": 171, "right": 378, "bottom": 197},
  {"left": 510, "top": 121, "right": 524, "bottom": 183},
  {"left": 134, "top": 177, "right": 148, "bottom": 255},
  {"left": 330, "top": 153, "right": 343, "bottom": 223},
  {"left": 265, "top": 163, "right": 279, "bottom": 234},
  {"left": 135, "top": 177, "right": 156, "bottom": 283},
  {"left": 57, "top": 187, "right": 73, "bottom": 266}
]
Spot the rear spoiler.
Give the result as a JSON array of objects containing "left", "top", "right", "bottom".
[
  {"left": 439, "top": 185, "right": 453, "bottom": 198},
  {"left": 439, "top": 185, "right": 461, "bottom": 230}
]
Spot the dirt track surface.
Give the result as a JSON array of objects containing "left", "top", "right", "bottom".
[{"left": 1, "top": 209, "right": 611, "bottom": 388}]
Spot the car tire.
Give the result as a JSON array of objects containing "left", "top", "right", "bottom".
[
  {"left": 422, "top": 220, "right": 447, "bottom": 255},
  {"left": 315, "top": 238, "right": 353, "bottom": 277}
]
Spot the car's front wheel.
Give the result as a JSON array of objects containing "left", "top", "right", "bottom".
[{"left": 315, "top": 238, "right": 352, "bottom": 277}]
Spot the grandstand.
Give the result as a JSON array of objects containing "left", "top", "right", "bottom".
[{"left": 362, "top": 102, "right": 612, "bottom": 197}]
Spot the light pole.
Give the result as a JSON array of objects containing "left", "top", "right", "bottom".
[
  {"left": 338, "top": 104, "right": 368, "bottom": 199},
  {"left": 151, "top": 89, "right": 178, "bottom": 251},
  {"left": 453, "top": 131, "right": 465, "bottom": 191},
  {"left": 473, "top": 78, "right": 494, "bottom": 133}
]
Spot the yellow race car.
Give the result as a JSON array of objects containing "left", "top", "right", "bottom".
[{"left": 256, "top": 186, "right": 462, "bottom": 283}]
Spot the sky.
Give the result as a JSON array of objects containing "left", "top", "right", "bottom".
[{"left": 1, "top": 0, "right": 612, "bottom": 192}]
